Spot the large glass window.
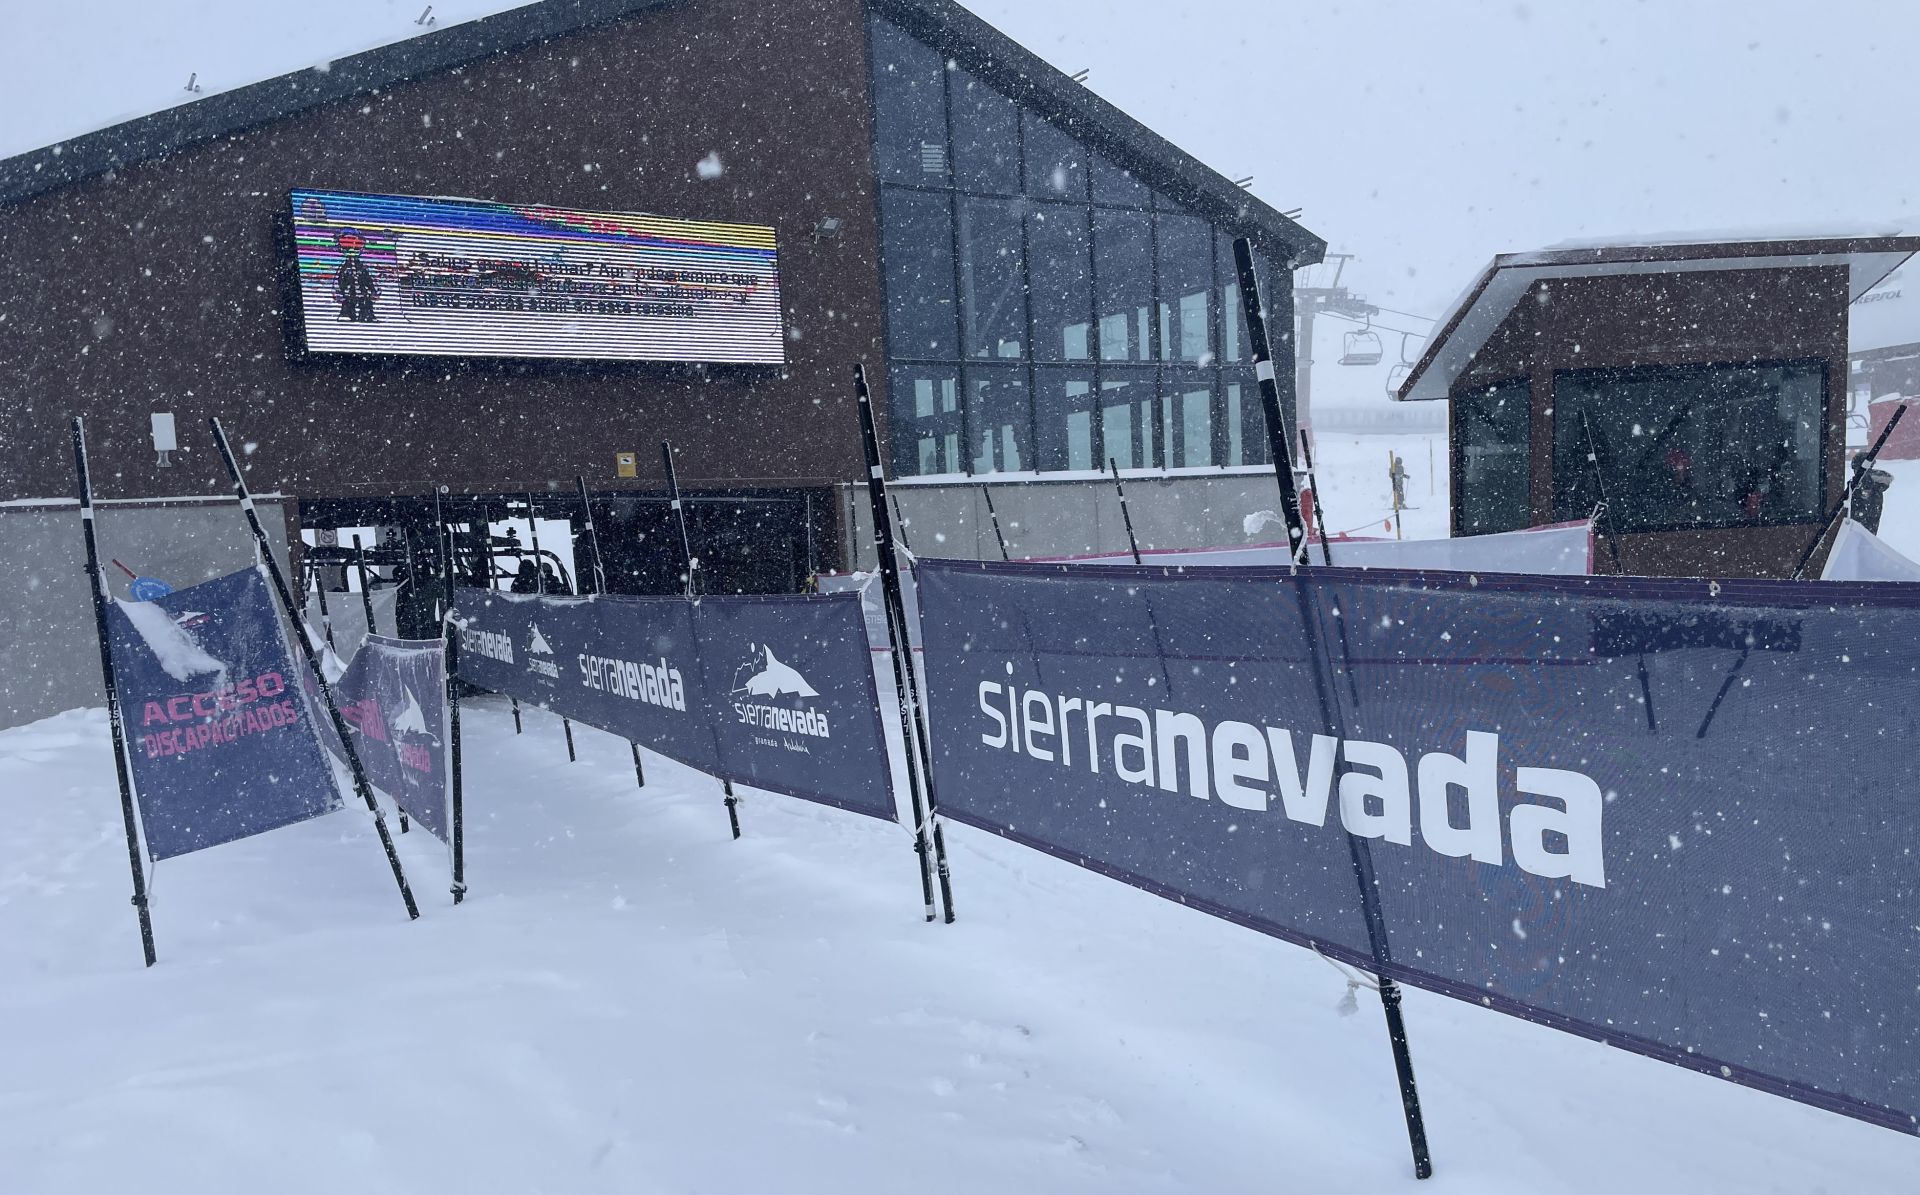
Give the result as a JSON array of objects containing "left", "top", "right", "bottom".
[
  {"left": 966, "top": 365, "right": 1034, "bottom": 473},
  {"left": 868, "top": 16, "right": 1293, "bottom": 477},
  {"left": 1027, "top": 203, "right": 1092, "bottom": 361},
  {"left": 951, "top": 68, "right": 1020, "bottom": 195},
  {"left": 1156, "top": 211, "right": 1214, "bottom": 365},
  {"left": 957, "top": 197, "right": 1027, "bottom": 360},
  {"left": 880, "top": 188, "right": 957, "bottom": 359},
  {"left": 1552, "top": 362, "right": 1825, "bottom": 532},
  {"left": 1035, "top": 367, "right": 1098, "bottom": 471},
  {"left": 1094, "top": 209, "right": 1153, "bottom": 363},
  {"left": 869, "top": 16, "right": 948, "bottom": 186},
  {"left": 1023, "top": 112, "right": 1088, "bottom": 201},
  {"left": 1455, "top": 378, "right": 1532, "bottom": 535},
  {"left": 890, "top": 366, "right": 962, "bottom": 478}
]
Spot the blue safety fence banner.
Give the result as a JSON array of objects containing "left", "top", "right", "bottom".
[
  {"left": 332, "top": 634, "right": 452, "bottom": 842},
  {"left": 913, "top": 558, "right": 1920, "bottom": 1136},
  {"left": 451, "top": 589, "right": 893, "bottom": 821},
  {"left": 107, "top": 568, "right": 343, "bottom": 861}
]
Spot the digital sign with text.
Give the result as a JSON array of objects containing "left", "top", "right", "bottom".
[{"left": 290, "top": 189, "right": 784, "bottom": 364}]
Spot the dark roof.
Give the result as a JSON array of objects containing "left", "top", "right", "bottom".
[
  {"left": 1395, "top": 236, "right": 1920, "bottom": 402},
  {"left": 0, "top": 0, "right": 1323, "bottom": 268}
]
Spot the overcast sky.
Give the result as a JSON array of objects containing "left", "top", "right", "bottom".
[{"left": 8, "top": 0, "right": 1916, "bottom": 327}]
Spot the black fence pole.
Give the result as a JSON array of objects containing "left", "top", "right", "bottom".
[
  {"left": 353, "top": 532, "right": 406, "bottom": 833},
  {"left": 576, "top": 475, "right": 646, "bottom": 789},
  {"left": 1232, "top": 242, "right": 1433, "bottom": 1179},
  {"left": 70, "top": 417, "right": 159, "bottom": 968},
  {"left": 445, "top": 620, "right": 466, "bottom": 905},
  {"left": 1108, "top": 459, "right": 1144, "bottom": 564},
  {"left": 663, "top": 441, "right": 736, "bottom": 837},
  {"left": 854, "top": 364, "right": 952, "bottom": 923},
  {"left": 314, "top": 568, "right": 337, "bottom": 650},
  {"left": 1231, "top": 238, "right": 1310, "bottom": 566},
  {"left": 208, "top": 417, "right": 419, "bottom": 922},
  {"left": 1294, "top": 430, "right": 1337, "bottom": 568},
  {"left": 1791, "top": 402, "right": 1908, "bottom": 580},
  {"left": 980, "top": 484, "right": 1011, "bottom": 561},
  {"left": 526, "top": 493, "right": 577, "bottom": 763}
]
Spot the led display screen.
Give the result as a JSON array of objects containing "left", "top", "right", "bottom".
[{"left": 289, "top": 189, "right": 784, "bottom": 364}]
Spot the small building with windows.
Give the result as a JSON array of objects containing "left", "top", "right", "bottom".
[
  {"left": 0, "top": 0, "right": 1321, "bottom": 727},
  {"left": 1394, "top": 237, "right": 1920, "bottom": 578}
]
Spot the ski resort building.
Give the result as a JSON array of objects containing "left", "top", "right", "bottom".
[
  {"left": 0, "top": 0, "right": 1322, "bottom": 728},
  {"left": 1396, "top": 236, "right": 1920, "bottom": 578}
]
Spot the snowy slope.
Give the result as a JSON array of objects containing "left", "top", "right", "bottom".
[{"left": 1, "top": 700, "right": 1912, "bottom": 1192}]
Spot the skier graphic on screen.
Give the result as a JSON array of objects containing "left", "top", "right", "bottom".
[{"left": 333, "top": 230, "right": 379, "bottom": 322}]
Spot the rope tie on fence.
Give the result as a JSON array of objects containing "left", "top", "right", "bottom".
[{"left": 1312, "top": 943, "right": 1382, "bottom": 1016}]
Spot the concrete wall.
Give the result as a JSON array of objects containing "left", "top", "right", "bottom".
[
  {"left": 841, "top": 471, "right": 1295, "bottom": 569},
  {"left": 0, "top": 500, "right": 290, "bottom": 729}
]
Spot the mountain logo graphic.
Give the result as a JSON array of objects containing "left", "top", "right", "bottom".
[
  {"left": 391, "top": 686, "right": 434, "bottom": 740},
  {"left": 736, "top": 645, "right": 819, "bottom": 699},
  {"left": 528, "top": 624, "right": 554, "bottom": 655}
]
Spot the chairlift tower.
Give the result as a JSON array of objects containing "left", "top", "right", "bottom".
[{"left": 1294, "top": 252, "right": 1378, "bottom": 446}]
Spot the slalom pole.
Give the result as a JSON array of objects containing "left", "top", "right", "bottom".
[
  {"left": 355, "top": 532, "right": 409, "bottom": 833},
  {"left": 1234, "top": 240, "right": 1433, "bottom": 1179},
  {"left": 526, "top": 493, "right": 576, "bottom": 763},
  {"left": 663, "top": 441, "right": 736, "bottom": 836},
  {"left": 577, "top": 475, "right": 645, "bottom": 789},
  {"left": 890, "top": 493, "right": 913, "bottom": 552},
  {"left": 1231, "top": 237, "right": 1311, "bottom": 567},
  {"left": 208, "top": 418, "right": 419, "bottom": 921},
  {"left": 980, "top": 484, "right": 1011, "bottom": 561},
  {"left": 1108, "top": 458, "right": 1144, "bottom": 564},
  {"left": 314, "top": 567, "right": 337, "bottom": 649},
  {"left": 854, "top": 364, "right": 951, "bottom": 923},
  {"left": 445, "top": 618, "right": 466, "bottom": 905},
  {"left": 70, "top": 417, "right": 158, "bottom": 967},
  {"left": 1295, "top": 430, "right": 1336, "bottom": 568}
]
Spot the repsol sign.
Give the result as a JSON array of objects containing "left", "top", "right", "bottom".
[{"left": 976, "top": 679, "right": 1606, "bottom": 888}]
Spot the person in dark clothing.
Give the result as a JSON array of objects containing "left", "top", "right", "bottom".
[
  {"left": 509, "top": 560, "right": 541, "bottom": 594},
  {"left": 334, "top": 230, "right": 379, "bottom": 322}
]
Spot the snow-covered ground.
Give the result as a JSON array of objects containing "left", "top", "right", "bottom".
[{"left": 2, "top": 698, "right": 1913, "bottom": 1192}]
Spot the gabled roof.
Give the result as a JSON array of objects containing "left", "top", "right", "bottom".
[
  {"left": 0, "top": 0, "right": 1323, "bottom": 268},
  {"left": 1395, "top": 235, "right": 1920, "bottom": 402}
]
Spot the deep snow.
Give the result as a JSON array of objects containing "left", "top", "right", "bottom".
[{"left": 1, "top": 696, "right": 1914, "bottom": 1192}]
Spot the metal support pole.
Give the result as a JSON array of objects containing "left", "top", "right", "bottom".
[
  {"left": 722, "top": 778, "right": 741, "bottom": 840},
  {"left": 1232, "top": 238, "right": 1310, "bottom": 566},
  {"left": 1295, "top": 430, "right": 1336, "bottom": 567},
  {"left": 576, "top": 475, "right": 644, "bottom": 788},
  {"left": 1792, "top": 403, "right": 1907, "bottom": 579},
  {"left": 314, "top": 568, "right": 337, "bottom": 649},
  {"left": 663, "top": 442, "right": 736, "bottom": 835},
  {"left": 527, "top": 493, "right": 576, "bottom": 762},
  {"left": 353, "top": 533, "right": 406, "bottom": 832},
  {"left": 1108, "top": 459, "right": 1144, "bottom": 564},
  {"left": 854, "top": 364, "right": 953, "bottom": 923},
  {"left": 1235, "top": 242, "right": 1433, "bottom": 1179},
  {"left": 208, "top": 417, "right": 419, "bottom": 922},
  {"left": 70, "top": 417, "right": 158, "bottom": 967},
  {"left": 980, "top": 484, "right": 1011, "bottom": 561},
  {"left": 446, "top": 622, "right": 466, "bottom": 904}
]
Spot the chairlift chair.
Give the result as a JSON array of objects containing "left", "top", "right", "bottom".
[{"left": 1339, "top": 327, "right": 1383, "bottom": 366}]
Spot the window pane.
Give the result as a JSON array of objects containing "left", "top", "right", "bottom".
[
  {"left": 1090, "top": 148, "right": 1152, "bottom": 208},
  {"left": 1456, "top": 378, "right": 1531, "bottom": 534},
  {"left": 1156, "top": 211, "right": 1213, "bottom": 364},
  {"left": 951, "top": 68, "right": 1020, "bottom": 195},
  {"left": 1553, "top": 362, "right": 1825, "bottom": 532},
  {"left": 957, "top": 196, "right": 1027, "bottom": 360},
  {"left": 1027, "top": 203, "right": 1092, "bottom": 362},
  {"left": 1023, "top": 112, "right": 1088, "bottom": 201},
  {"left": 889, "top": 365, "right": 962, "bottom": 478},
  {"left": 879, "top": 187, "right": 957, "bottom": 359},
  {"left": 1223, "top": 371, "right": 1271, "bottom": 466},
  {"left": 1093, "top": 209, "right": 1153, "bottom": 362},
  {"left": 869, "top": 17, "right": 948, "bottom": 186},
  {"left": 1100, "top": 367, "right": 1158, "bottom": 470},
  {"left": 965, "top": 365, "right": 1033, "bottom": 474},
  {"left": 1172, "top": 377, "right": 1215, "bottom": 467},
  {"left": 1034, "top": 367, "right": 1097, "bottom": 471}
]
